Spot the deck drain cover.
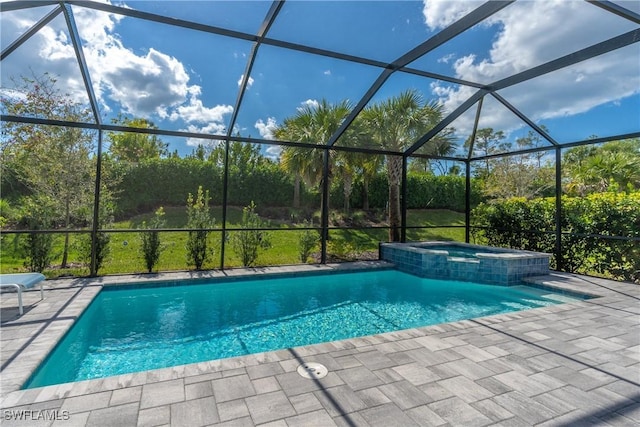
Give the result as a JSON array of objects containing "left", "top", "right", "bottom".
[{"left": 297, "top": 362, "right": 328, "bottom": 379}]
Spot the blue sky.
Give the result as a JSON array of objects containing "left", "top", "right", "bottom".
[{"left": 1, "top": 0, "right": 639, "bottom": 159}]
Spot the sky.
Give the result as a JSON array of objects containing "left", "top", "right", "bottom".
[{"left": 1, "top": 0, "right": 639, "bottom": 160}]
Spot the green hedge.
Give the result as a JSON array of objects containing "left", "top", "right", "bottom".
[
  {"left": 114, "top": 158, "right": 302, "bottom": 217},
  {"left": 472, "top": 192, "right": 640, "bottom": 283},
  {"left": 114, "top": 159, "right": 481, "bottom": 217},
  {"left": 330, "top": 173, "right": 483, "bottom": 212}
]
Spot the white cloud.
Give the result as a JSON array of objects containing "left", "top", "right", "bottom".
[
  {"left": 1, "top": 3, "right": 232, "bottom": 132},
  {"left": 169, "top": 87, "right": 233, "bottom": 123},
  {"left": 298, "top": 99, "right": 319, "bottom": 111},
  {"left": 254, "top": 117, "right": 277, "bottom": 140},
  {"left": 265, "top": 145, "right": 282, "bottom": 161},
  {"left": 437, "top": 53, "right": 455, "bottom": 64},
  {"left": 237, "top": 74, "right": 254, "bottom": 88},
  {"left": 184, "top": 122, "right": 228, "bottom": 147},
  {"left": 323, "top": 70, "right": 331, "bottom": 76},
  {"left": 422, "top": 0, "right": 482, "bottom": 30},
  {"left": 424, "top": 0, "right": 640, "bottom": 137}
]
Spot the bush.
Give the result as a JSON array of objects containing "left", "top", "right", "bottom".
[
  {"left": 297, "top": 221, "right": 319, "bottom": 263},
  {"left": 230, "top": 201, "right": 271, "bottom": 267},
  {"left": 139, "top": 207, "right": 166, "bottom": 273},
  {"left": 186, "top": 186, "right": 215, "bottom": 270},
  {"left": 330, "top": 172, "right": 483, "bottom": 212},
  {"left": 19, "top": 197, "right": 55, "bottom": 272},
  {"left": 473, "top": 192, "right": 640, "bottom": 282}
]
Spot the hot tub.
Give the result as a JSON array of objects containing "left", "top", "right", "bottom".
[{"left": 380, "top": 241, "right": 551, "bottom": 285}]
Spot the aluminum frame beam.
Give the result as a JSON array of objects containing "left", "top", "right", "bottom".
[
  {"left": 405, "top": 28, "right": 640, "bottom": 157},
  {"left": 1, "top": 5, "right": 62, "bottom": 60},
  {"left": 587, "top": 0, "right": 640, "bottom": 24},
  {"left": 325, "top": 1, "right": 512, "bottom": 148},
  {"left": 61, "top": 2, "right": 101, "bottom": 124}
]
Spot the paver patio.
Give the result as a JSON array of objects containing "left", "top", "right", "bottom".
[{"left": 1, "top": 263, "right": 638, "bottom": 426}]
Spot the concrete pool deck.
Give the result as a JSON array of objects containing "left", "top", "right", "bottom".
[{"left": 0, "top": 262, "right": 638, "bottom": 426}]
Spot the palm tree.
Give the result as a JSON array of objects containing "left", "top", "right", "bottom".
[
  {"left": 361, "top": 89, "right": 448, "bottom": 241},
  {"left": 563, "top": 140, "right": 640, "bottom": 195},
  {"left": 275, "top": 99, "right": 353, "bottom": 211}
]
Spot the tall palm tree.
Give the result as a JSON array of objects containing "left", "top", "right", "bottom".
[
  {"left": 275, "top": 99, "right": 353, "bottom": 211},
  {"left": 361, "top": 90, "right": 448, "bottom": 241}
]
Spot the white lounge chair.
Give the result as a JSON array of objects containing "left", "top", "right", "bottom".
[{"left": 0, "top": 273, "right": 45, "bottom": 315}]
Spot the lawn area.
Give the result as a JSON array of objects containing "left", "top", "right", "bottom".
[{"left": 0, "top": 208, "right": 465, "bottom": 277}]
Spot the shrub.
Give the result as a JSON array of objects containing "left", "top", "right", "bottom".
[
  {"left": 230, "top": 201, "right": 271, "bottom": 267},
  {"left": 473, "top": 192, "right": 640, "bottom": 282},
  {"left": 19, "top": 196, "right": 55, "bottom": 272},
  {"left": 139, "top": 207, "right": 166, "bottom": 273},
  {"left": 186, "top": 186, "right": 215, "bottom": 270},
  {"left": 297, "top": 221, "right": 319, "bottom": 263}
]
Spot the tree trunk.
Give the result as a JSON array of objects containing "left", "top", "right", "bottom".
[
  {"left": 61, "top": 198, "right": 70, "bottom": 268},
  {"left": 343, "top": 173, "right": 352, "bottom": 214},
  {"left": 387, "top": 155, "right": 402, "bottom": 242},
  {"left": 363, "top": 178, "right": 370, "bottom": 211},
  {"left": 293, "top": 174, "right": 300, "bottom": 208}
]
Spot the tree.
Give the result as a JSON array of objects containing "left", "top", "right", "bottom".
[
  {"left": 1, "top": 73, "right": 101, "bottom": 268},
  {"left": 466, "top": 128, "right": 555, "bottom": 200},
  {"left": 209, "top": 140, "right": 266, "bottom": 173},
  {"left": 360, "top": 90, "right": 448, "bottom": 241},
  {"left": 275, "top": 99, "right": 352, "bottom": 211},
  {"left": 464, "top": 128, "right": 508, "bottom": 177},
  {"left": 563, "top": 139, "right": 640, "bottom": 196},
  {"left": 107, "top": 116, "right": 168, "bottom": 163}
]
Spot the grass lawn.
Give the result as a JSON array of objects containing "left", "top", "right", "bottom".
[{"left": 0, "top": 208, "right": 465, "bottom": 277}]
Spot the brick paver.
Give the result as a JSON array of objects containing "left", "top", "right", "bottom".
[{"left": 1, "top": 264, "right": 638, "bottom": 426}]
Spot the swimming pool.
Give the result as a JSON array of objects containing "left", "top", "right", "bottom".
[{"left": 25, "top": 269, "right": 585, "bottom": 388}]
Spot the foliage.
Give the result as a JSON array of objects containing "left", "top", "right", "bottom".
[
  {"left": 465, "top": 128, "right": 555, "bottom": 200},
  {"left": 113, "top": 157, "right": 296, "bottom": 217},
  {"left": 186, "top": 186, "right": 215, "bottom": 270},
  {"left": 359, "top": 89, "right": 451, "bottom": 241},
  {"left": 473, "top": 192, "right": 640, "bottom": 282},
  {"left": 0, "top": 199, "right": 13, "bottom": 228},
  {"left": 275, "top": 99, "right": 353, "bottom": 211},
  {"left": 106, "top": 115, "right": 169, "bottom": 163},
  {"left": 230, "top": 201, "right": 272, "bottom": 267},
  {"left": 0, "top": 73, "right": 114, "bottom": 268},
  {"left": 78, "top": 231, "right": 111, "bottom": 275},
  {"left": 139, "top": 207, "right": 166, "bottom": 273},
  {"left": 563, "top": 139, "right": 640, "bottom": 196},
  {"left": 297, "top": 220, "right": 319, "bottom": 263},
  {"left": 19, "top": 196, "right": 55, "bottom": 272},
  {"left": 328, "top": 167, "right": 482, "bottom": 212},
  {"left": 327, "top": 237, "right": 360, "bottom": 260},
  {"left": 207, "top": 140, "right": 267, "bottom": 174},
  {"left": 77, "top": 191, "right": 114, "bottom": 275}
]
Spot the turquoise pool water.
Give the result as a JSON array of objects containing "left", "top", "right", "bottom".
[
  {"left": 25, "top": 270, "right": 584, "bottom": 388},
  {"left": 416, "top": 244, "right": 499, "bottom": 258}
]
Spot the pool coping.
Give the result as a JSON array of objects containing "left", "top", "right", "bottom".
[{"left": 1, "top": 262, "right": 637, "bottom": 426}]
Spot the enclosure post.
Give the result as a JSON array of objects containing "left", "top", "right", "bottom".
[
  {"left": 555, "top": 147, "right": 563, "bottom": 271},
  {"left": 220, "top": 139, "right": 230, "bottom": 270},
  {"left": 90, "top": 130, "right": 103, "bottom": 277},
  {"left": 401, "top": 156, "right": 408, "bottom": 243},
  {"left": 465, "top": 160, "right": 471, "bottom": 243},
  {"left": 320, "top": 150, "right": 330, "bottom": 264}
]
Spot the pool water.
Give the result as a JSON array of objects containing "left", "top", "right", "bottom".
[
  {"left": 416, "top": 244, "right": 499, "bottom": 258},
  {"left": 25, "top": 270, "right": 584, "bottom": 388}
]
